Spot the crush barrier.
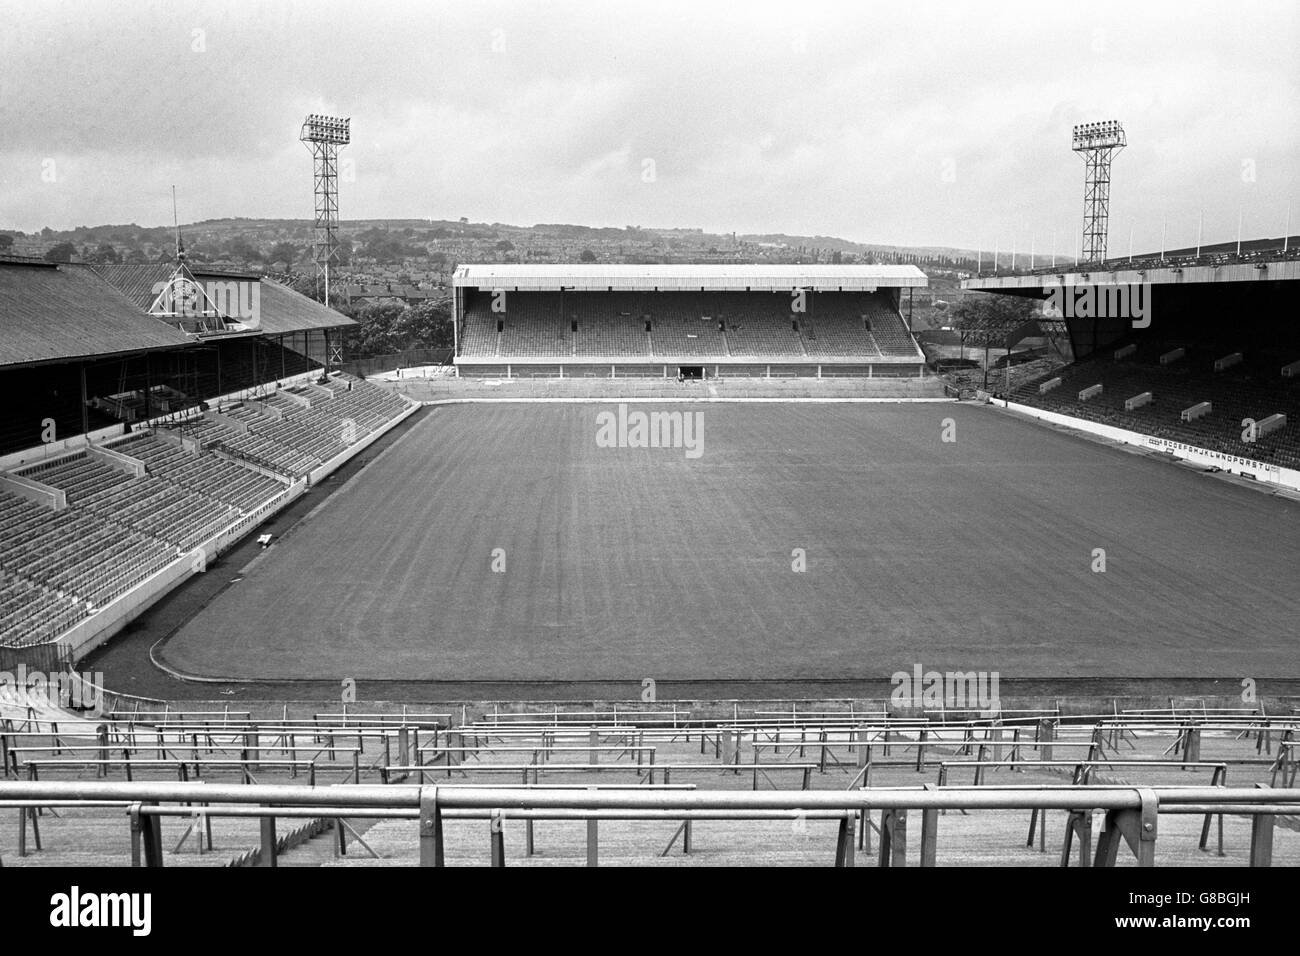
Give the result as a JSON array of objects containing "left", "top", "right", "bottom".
[{"left": 1, "top": 780, "right": 1296, "bottom": 868}]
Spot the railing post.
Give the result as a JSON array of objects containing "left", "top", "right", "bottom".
[
  {"left": 1094, "top": 788, "right": 1157, "bottom": 867},
  {"left": 1037, "top": 718, "right": 1055, "bottom": 762},
  {"left": 586, "top": 818, "right": 598, "bottom": 867},
  {"left": 139, "top": 802, "right": 163, "bottom": 868},
  {"left": 1199, "top": 765, "right": 1227, "bottom": 856},
  {"left": 129, "top": 802, "right": 143, "bottom": 866},
  {"left": 97, "top": 724, "right": 109, "bottom": 779},
  {"left": 419, "top": 786, "right": 444, "bottom": 867},
  {"left": 1134, "top": 788, "right": 1158, "bottom": 867},
  {"left": 245, "top": 729, "right": 260, "bottom": 771},
  {"left": 1249, "top": 813, "right": 1274, "bottom": 867},
  {"left": 258, "top": 815, "right": 278, "bottom": 867},
  {"left": 490, "top": 810, "right": 505, "bottom": 867},
  {"left": 1060, "top": 809, "right": 1092, "bottom": 867},
  {"left": 878, "top": 808, "right": 907, "bottom": 867},
  {"left": 834, "top": 811, "right": 857, "bottom": 867},
  {"left": 920, "top": 786, "right": 939, "bottom": 867}
]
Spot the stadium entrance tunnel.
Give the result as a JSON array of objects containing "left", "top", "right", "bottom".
[{"left": 678, "top": 366, "right": 704, "bottom": 380}]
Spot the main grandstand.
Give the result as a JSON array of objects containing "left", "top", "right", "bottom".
[
  {"left": 452, "top": 264, "right": 928, "bottom": 378},
  {"left": 0, "top": 256, "right": 418, "bottom": 662}
]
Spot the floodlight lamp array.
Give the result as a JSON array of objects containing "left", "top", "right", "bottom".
[
  {"left": 1071, "top": 120, "right": 1125, "bottom": 150},
  {"left": 301, "top": 114, "right": 351, "bottom": 145}
]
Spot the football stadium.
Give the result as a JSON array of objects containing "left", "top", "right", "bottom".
[
  {"left": 2, "top": 247, "right": 1298, "bottom": 871},
  {"left": 1, "top": 4, "right": 1297, "bottom": 884}
]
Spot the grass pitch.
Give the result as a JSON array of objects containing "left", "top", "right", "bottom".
[{"left": 159, "top": 402, "right": 1300, "bottom": 684}]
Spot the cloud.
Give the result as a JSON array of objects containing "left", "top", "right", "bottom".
[{"left": 1, "top": 0, "right": 1296, "bottom": 252}]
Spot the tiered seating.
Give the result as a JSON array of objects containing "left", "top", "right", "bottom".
[
  {"left": 110, "top": 433, "right": 287, "bottom": 514},
  {"left": 181, "top": 375, "right": 413, "bottom": 480},
  {"left": 185, "top": 416, "right": 320, "bottom": 477},
  {"left": 16, "top": 453, "right": 238, "bottom": 552},
  {"left": 245, "top": 410, "right": 349, "bottom": 463},
  {"left": 459, "top": 310, "right": 499, "bottom": 357},
  {"left": 17, "top": 454, "right": 132, "bottom": 502},
  {"left": 0, "top": 489, "right": 175, "bottom": 613},
  {"left": 1012, "top": 338, "right": 1300, "bottom": 467},
  {"left": 725, "top": 321, "right": 805, "bottom": 356},
  {"left": 0, "top": 490, "right": 45, "bottom": 539},
  {"left": 802, "top": 313, "right": 881, "bottom": 356},
  {"left": 0, "top": 378, "right": 411, "bottom": 649},
  {"left": 458, "top": 290, "right": 920, "bottom": 362},
  {"left": 311, "top": 374, "right": 413, "bottom": 431},
  {"left": 649, "top": 315, "right": 727, "bottom": 356},
  {"left": 0, "top": 573, "right": 86, "bottom": 646},
  {"left": 560, "top": 293, "right": 649, "bottom": 356},
  {"left": 804, "top": 294, "right": 916, "bottom": 357},
  {"left": 864, "top": 302, "right": 920, "bottom": 357},
  {"left": 495, "top": 291, "right": 571, "bottom": 356},
  {"left": 499, "top": 320, "right": 570, "bottom": 357},
  {"left": 574, "top": 315, "right": 650, "bottom": 356},
  {"left": 259, "top": 391, "right": 303, "bottom": 415}
]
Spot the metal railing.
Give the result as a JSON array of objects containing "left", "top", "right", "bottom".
[{"left": 2, "top": 780, "right": 1295, "bottom": 868}]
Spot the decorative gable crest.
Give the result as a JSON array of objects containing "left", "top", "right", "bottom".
[{"left": 149, "top": 262, "right": 231, "bottom": 334}]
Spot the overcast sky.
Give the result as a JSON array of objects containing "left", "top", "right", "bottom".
[{"left": 1, "top": 0, "right": 1296, "bottom": 255}]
